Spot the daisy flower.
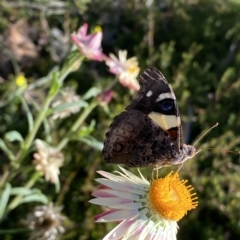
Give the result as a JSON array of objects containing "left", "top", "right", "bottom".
[
  {"left": 106, "top": 50, "right": 140, "bottom": 91},
  {"left": 89, "top": 167, "right": 198, "bottom": 240},
  {"left": 71, "top": 23, "right": 106, "bottom": 61}
]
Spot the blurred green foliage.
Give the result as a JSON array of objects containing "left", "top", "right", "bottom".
[{"left": 0, "top": 0, "right": 240, "bottom": 239}]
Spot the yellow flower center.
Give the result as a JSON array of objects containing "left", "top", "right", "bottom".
[
  {"left": 127, "top": 66, "right": 140, "bottom": 75},
  {"left": 148, "top": 172, "right": 198, "bottom": 221}
]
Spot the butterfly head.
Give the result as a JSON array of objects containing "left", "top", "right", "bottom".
[{"left": 180, "top": 144, "right": 201, "bottom": 164}]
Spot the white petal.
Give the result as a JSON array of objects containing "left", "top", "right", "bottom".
[
  {"left": 167, "top": 222, "right": 178, "bottom": 240},
  {"left": 96, "top": 178, "right": 146, "bottom": 195},
  {"left": 128, "top": 228, "right": 156, "bottom": 240},
  {"left": 139, "top": 220, "right": 155, "bottom": 240},
  {"left": 126, "top": 218, "right": 147, "bottom": 236},
  {"left": 137, "top": 168, "right": 149, "bottom": 183},
  {"left": 153, "top": 227, "right": 165, "bottom": 240},
  {"left": 111, "top": 202, "right": 142, "bottom": 209},
  {"left": 125, "top": 234, "right": 141, "bottom": 240},
  {"left": 154, "top": 221, "right": 178, "bottom": 240},
  {"left": 95, "top": 178, "right": 130, "bottom": 191},
  {"left": 89, "top": 197, "right": 131, "bottom": 207},
  {"left": 90, "top": 197, "right": 141, "bottom": 209},
  {"left": 97, "top": 170, "right": 129, "bottom": 182},
  {"left": 103, "top": 219, "right": 135, "bottom": 240},
  {"left": 97, "top": 169, "right": 146, "bottom": 186},
  {"left": 93, "top": 189, "right": 140, "bottom": 201},
  {"left": 96, "top": 209, "right": 138, "bottom": 222},
  {"left": 118, "top": 166, "right": 149, "bottom": 185}
]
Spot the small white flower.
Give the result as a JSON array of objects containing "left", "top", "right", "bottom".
[
  {"left": 51, "top": 87, "right": 81, "bottom": 120},
  {"left": 106, "top": 50, "right": 140, "bottom": 91},
  {"left": 89, "top": 166, "right": 198, "bottom": 240},
  {"left": 33, "top": 139, "right": 64, "bottom": 184},
  {"left": 22, "top": 202, "right": 65, "bottom": 240}
]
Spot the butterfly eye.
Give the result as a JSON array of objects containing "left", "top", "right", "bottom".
[{"left": 113, "top": 143, "right": 123, "bottom": 152}]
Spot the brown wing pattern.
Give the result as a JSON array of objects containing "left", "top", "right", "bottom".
[
  {"left": 102, "top": 67, "right": 198, "bottom": 168},
  {"left": 102, "top": 110, "right": 178, "bottom": 167}
]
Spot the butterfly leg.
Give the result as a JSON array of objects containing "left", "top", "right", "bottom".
[
  {"left": 176, "top": 163, "right": 184, "bottom": 173},
  {"left": 151, "top": 168, "right": 160, "bottom": 179}
]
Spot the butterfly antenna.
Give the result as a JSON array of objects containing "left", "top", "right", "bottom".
[
  {"left": 200, "top": 147, "right": 240, "bottom": 155},
  {"left": 193, "top": 122, "right": 219, "bottom": 146}
]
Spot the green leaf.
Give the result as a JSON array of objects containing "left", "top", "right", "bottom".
[
  {"left": 21, "top": 194, "right": 48, "bottom": 204},
  {"left": 10, "top": 187, "right": 36, "bottom": 196},
  {"left": 49, "top": 71, "right": 61, "bottom": 96},
  {"left": 82, "top": 87, "right": 101, "bottom": 100},
  {"left": 0, "top": 183, "right": 12, "bottom": 219},
  {"left": 78, "top": 120, "right": 96, "bottom": 137},
  {"left": 8, "top": 189, "right": 48, "bottom": 209},
  {"left": 51, "top": 100, "right": 88, "bottom": 114},
  {"left": 4, "top": 131, "right": 23, "bottom": 143},
  {"left": 26, "top": 66, "right": 59, "bottom": 90},
  {"left": 0, "top": 139, "right": 15, "bottom": 161},
  {"left": 78, "top": 136, "right": 103, "bottom": 151}
]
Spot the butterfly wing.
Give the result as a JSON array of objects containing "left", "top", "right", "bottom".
[
  {"left": 102, "top": 110, "right": 179, "bottom": 167},
  {"left": 127, "top": 67, "right": 183, "bottom": 151},
  {"left": 103, "top": 67, "right": 184, "bottom": 167}
]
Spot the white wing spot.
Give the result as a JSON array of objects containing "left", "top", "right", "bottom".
[
  {"left": 146, "top": 90, "right": 153, "bottom": 97},
  {"left": 156, "top": 92, "right": 172, "bottom": 102}
]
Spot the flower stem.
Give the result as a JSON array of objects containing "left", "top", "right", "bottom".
[
  {"left": 56, "top": 171, "right": 77, "bottom": 205},
  {"left": 14, "top": 94, "right": 54, "bottom": 167},
  {"left": 105, "top": 78, "right": 118, "bottom": 91},
  {"left": 59, "top": 54, "right": 84, "bottom": 84},
  {"left": 56, "top": 100, "right": 98, "bottom": 151},
  {"left": 14, "top": 56, "right": 84, "bottom": 167}
]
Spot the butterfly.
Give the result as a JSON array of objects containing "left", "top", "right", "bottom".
[{"left": 102, "top": 67, "right": 200, "bottom": 168}]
